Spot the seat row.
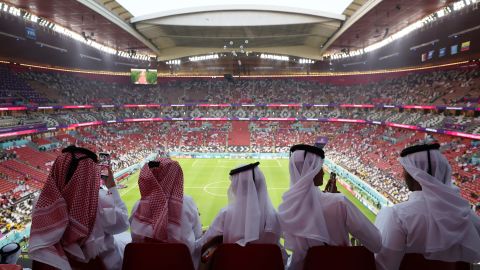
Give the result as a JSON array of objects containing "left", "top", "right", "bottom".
[{"left": 32, "top": 243, "right": 470, "bottom": 270}]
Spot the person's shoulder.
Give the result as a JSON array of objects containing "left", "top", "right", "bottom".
[
  {"left": 384, "top": 194, "right": 427, "bottom": 221},
  {"left": 322, "top": 192, "right": 347, "bottom": 203},
  {"left": 98, "top": 187, "right": 108, "bottom": 196},
  {"left": 392, "top": 192, "right": 425, "bottom": 211},
  {"left": 183, "top": 194, "right": 196, "bottom": 205},
  {"left": 183, "top": 194, "right": 193, "bottom": 202},
  {"left": 182, "top": 195, "right": 199, "bottom": 210},
  {"left": 390, "top": 200, "right": 414, "bottom": 211}
]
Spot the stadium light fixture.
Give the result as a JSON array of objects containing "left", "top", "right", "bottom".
[
  {"left": 166, "top": 59, "right": 181, "bottom": 65},
  {"left": 0, "top": 1, "right": 152, "bottom": 61},
  {"left": 189, "top": 54, "right": 219, "bottom": 62},
  {"left": 323, "top": 0, "right": 476, "bottom": 59},
  {"left": 299, "top": 58, "right": 315, "bottom": 64},
  {"left": 260, "top": 54, "right": 289, "bottom": 61}
]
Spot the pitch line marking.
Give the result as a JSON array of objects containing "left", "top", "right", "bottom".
[
  {"left": 202, "top": 181, "right": 229, "bottom": 197},
  {"left": 275, "top": 159, "right": 282, "bottom": 167}
]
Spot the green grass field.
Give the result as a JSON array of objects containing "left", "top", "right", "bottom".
[{"left": 119, "top": 158, "right": 376, "bottom": 229}]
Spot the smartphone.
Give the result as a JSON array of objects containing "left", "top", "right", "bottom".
[{"left": 99, "top": 153, "right": 110, "bottom": 180}]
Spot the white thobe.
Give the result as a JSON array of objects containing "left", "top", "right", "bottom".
[
  {"left": 196, "top": 208, "right": 288, "bottom": 265},
  {"left": 130, "top": 195, "right": 202, "bottom": 268},
  {"left": 30, "top": 187, "right": 129, "bottom": 270},
  {"left": 287, "top": 193, "right": 382, "bottom": 270},
  {"left": 375, "top": 191, "right": 480, "bottom": 270}
]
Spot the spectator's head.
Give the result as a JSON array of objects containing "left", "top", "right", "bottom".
[
  {"left": 400, "top": 143, "right": 450, "bottom": 190},
  {"left": 131, "top": 158, "right": 184, "bottom": 242},
  {"left": 29, "top": 146, "right": 100, "bottom": 268},
  {"left": 0, "top": 242, "right": 21, "bottom": 264},
  {"left": 289, "top": 144, "right": 325, "bottom": 187},
  {"left": 224, "top": 162, "right": 276, "bottom": 245}
]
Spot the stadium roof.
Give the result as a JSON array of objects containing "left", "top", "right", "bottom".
[
  {"left": 325, "top": 0, "right": 457, "bottom": 56},
  {"left": 130, "top": 6, "right": 348, "bottom": 60},
  {"left": 2, "top": 0, "right": 456, "bottom": 60},
  {"left": 116, "top": 0, "right": 355, "bottom": 18}
]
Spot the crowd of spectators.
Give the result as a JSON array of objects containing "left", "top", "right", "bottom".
[
  {"left": 6, "top": 105, "right": 480, "bottom": 135},
  {"left": 0, "top": 183, "right": 35, "bottom": 236},
  {"left": 1, "top": 65, "right": 480, "bottom": 136},
  {"left": 3, "top": 65, "right": 479, "bottom": 106}
]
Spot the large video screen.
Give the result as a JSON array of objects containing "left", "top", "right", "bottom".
[{"left": 131, "top": 69, "right": 157, "bottom": 85}]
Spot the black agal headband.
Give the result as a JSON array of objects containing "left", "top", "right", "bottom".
[
  {"left": 62, "top": 145, "right": 98, "bottom": 184},
  {"left": 0, "top": 243, "right": 20, "bottom": 264},
  {"left": 229, "top": 162, "right": 260, "bottom": 182},
  {"left": 400, "top": 143, "right": 440, "bottom": 175},
  {"left": 290, "top": 144, "right": 325, "bottom": 159}
]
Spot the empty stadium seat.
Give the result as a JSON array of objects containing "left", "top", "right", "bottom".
[
  {"left": 122, "top": 243, "right": 194, "bottom": 270},
  {"left": 399, "top": 253, "right": 470, "bottom": 270},
  {"left": 210, "top": 244, "right": 284, "bottom": 270},
  {"left": 32, "top": 256, "right": 106, "bottom": 270},
  {"left": 303, "top": 246, "right": 375, "bottom": 270}
]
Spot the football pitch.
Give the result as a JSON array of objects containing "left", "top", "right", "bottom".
[{"left": 119, "top": 158, "right": 376, "bottom": 228}]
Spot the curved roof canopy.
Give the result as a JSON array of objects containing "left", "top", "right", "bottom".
[
  {"left": 116, "top": 0, "right": 354, "bottom": 18},
  {"left": 115, "top": 1, "right": 355, "bottom": 60}
]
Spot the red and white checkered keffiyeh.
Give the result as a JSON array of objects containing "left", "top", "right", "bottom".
[
  {"left": 132, "top": 158, "right": 184, "bottom": 241},
  {"left": 29, "top": 151, "right": 100, "bottom": 266}
]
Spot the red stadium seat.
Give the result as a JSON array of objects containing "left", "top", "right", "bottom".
[
  {"left": 303, "top": 246, "right": 375, "bottom": 270},
  {"left": 122, "top": 242, "right": 195, "bottom": 270},
  {"left": 210, "top": 244, "right": 284, "bottom": 270},
  {"left": 399, "top": 254, "right": 470, "bottom": 270},
  {"left": 32, "top": 256, "right": 106, "bottom": 270}
]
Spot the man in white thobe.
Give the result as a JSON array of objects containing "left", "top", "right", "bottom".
[
  {"left": 196, "top": 162, "right": 286, "bottom": 264},
  {"left": 278, "top": 144, "right": 382, "bottom": 270},
  {"left": 375, "top": 143, "right": 480, "bottom": 270},
  {"left": 29, "top": 146, "right": 129, "bottom": 270}
]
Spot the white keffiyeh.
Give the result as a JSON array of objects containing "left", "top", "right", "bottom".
[
  {"left": 278, "top": 150, "right": 330, "bottom": 250},
  {"left": 399, "top": 149, "right": 480, "bottom": 259}
]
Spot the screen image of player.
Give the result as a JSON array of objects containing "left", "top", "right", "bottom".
[{"left": 131, "top": 69, "right": 157, "bottom": 84}]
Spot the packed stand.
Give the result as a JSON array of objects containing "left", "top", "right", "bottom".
[{"left": 1, "top": 65, "right": 478, "bottom": 106}]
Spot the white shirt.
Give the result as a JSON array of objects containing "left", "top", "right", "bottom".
[
  {"left": 196, "top": 208, "right": 288, "bottom": 264},
  {"left": 287, "top": 193, "right": 382, "bottom": 270},
  {"left": 375, "top": 191, "right": 480, "bottom": 270},
  {"left": 95, "top": 187, "right": 129, "bottom": 270},
  {"left": 130, "top": 195, "right": 202, "bottom": 268}
]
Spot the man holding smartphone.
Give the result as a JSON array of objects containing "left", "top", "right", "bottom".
[{"left": 29, "top": 146, "right": 129, "bottom": 270}]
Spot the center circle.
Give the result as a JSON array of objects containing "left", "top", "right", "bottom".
[{"left": 203, "top": 180, "right": 230, "bottom": 197}]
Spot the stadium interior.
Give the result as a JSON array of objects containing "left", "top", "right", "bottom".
[{"left": 0, "top": 0, "right": 479, "bottom": 269}]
